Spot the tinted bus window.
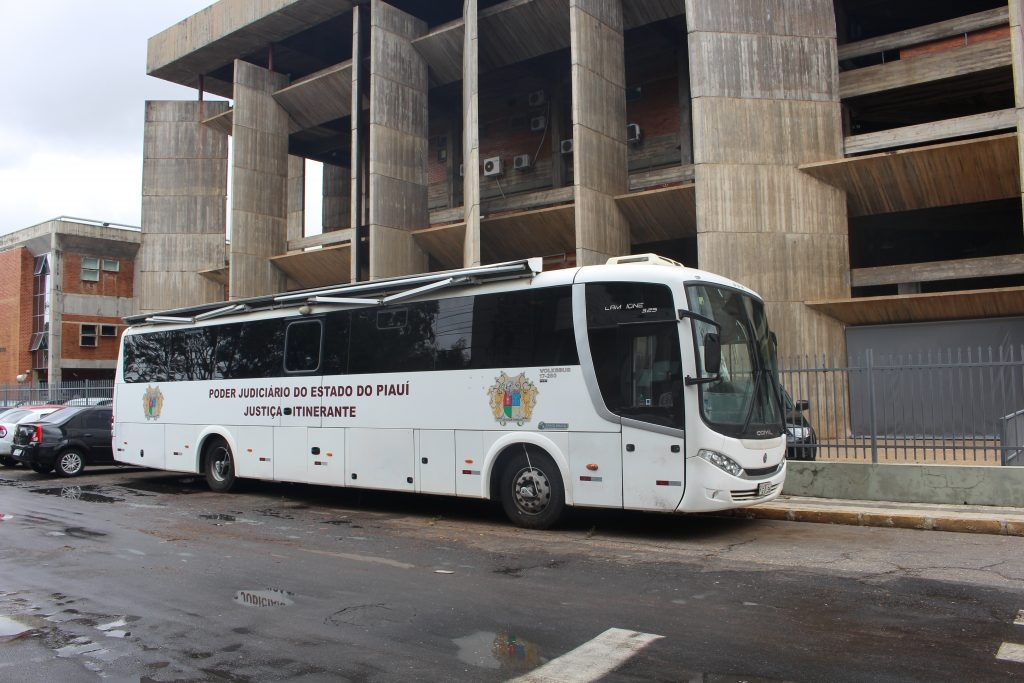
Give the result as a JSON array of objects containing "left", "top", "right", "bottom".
[
  {"left": 284, "top": 319, "right": 323, "bottom": 373},
  {"left": 472, "top": 287, "right": 577, "bottom": 369}
]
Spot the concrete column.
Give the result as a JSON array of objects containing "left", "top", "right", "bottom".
[
  {"left": 138, "top": 100, "right": 229, "bottom": 313},
  {"left": 1010, "top": 0, "right": 1024, "bottom": 225},
  {"left": 230, "top": 60, "right": 290, "bottom": 299},
  {"left": 323, "top": 162, "right": 351, "bottom": 231},
  {"left": 463, "top": 0, "right": 481, "bottom": 266},
  {"left": 571, "top": 0, "right": 631, "bottom": 266},
  {"left": 351, "top": 4, "right": 368, "bottom": 281},
  {"left": 287, "top": 155, "right": 305, "bottom": 243},
  {"left": 686, "top": 0, "right": 849, "bottom": 361},
  {"left": 366, "top": 0, "right": 430, "bottom": 279}
]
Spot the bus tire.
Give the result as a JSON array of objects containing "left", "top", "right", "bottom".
[
  {"left": 500, "top": 449, "right": 565, "bottom": 530},
  {"left": 204, "top": 437, "right": 236, "bottom": 492}
]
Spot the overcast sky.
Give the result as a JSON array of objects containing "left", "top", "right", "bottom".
[{"left": 0, "top": 1, "right": 223, "bottom": 234}]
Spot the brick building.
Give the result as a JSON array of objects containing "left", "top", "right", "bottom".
[
  {"left": 138, "top": 0, "right": 1024, "bottom": 366},
  {"left": 0, "top": 218, "right": 140, "bottom": 386}
]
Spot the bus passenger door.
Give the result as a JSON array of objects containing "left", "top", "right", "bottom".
[{"left": 621, "top": 425, "right": 685, "bottom": 511}]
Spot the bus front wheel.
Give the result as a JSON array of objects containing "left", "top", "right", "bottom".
[
  {"left": 204, "top": 438, "right": 236, "bottom": 492},
  {"left": 500, "top": 449, "right": 565, "bottom": 530}
]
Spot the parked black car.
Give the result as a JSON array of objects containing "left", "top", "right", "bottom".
[
  {"left": 783, "top": 390, "right": 818, "bottom": 461},
  {"left": 11, "top": 406, "right": 115, "bottom": 477}
]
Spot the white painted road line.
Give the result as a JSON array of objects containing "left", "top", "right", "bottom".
[
  {"left": 997, "top": 642, "right": 1024, "bottom": 664},
  {"left": 508, "top": 627, "right": 663, "bottom": 683}
]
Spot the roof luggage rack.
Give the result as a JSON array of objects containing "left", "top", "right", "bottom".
[{"left": 126, "top": 258, "right": 543, "bottom": 326}]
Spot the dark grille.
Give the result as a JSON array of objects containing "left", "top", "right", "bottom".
[{"left": 744, "top": 464, "right": 781, "bottom": 478}]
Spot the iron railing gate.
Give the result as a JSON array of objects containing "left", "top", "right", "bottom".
[{"left": 780, "top": 345, "right": 1024, "bottom": 465}]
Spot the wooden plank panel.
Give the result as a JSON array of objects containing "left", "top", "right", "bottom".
[
  {"left": 287, "top": 228, "right": 354, "bottom": 252},
  {"left": 852, "top": 253, "right": 1024, "bottom": 287},
  {"left": 270, "top": 244, "right": 352, "bottom": 289},
  {"left": 412, "top": 21, "right": 464, "bottom": 87},
  {"left": 838, "top": 7, "right": 1009, "bottom": 61},
  {"left": 623, "top": 0, "right": 683, "bottom": 30},
  {"left": 480, "top": 204, "right": 575, "bottom": 263},
  {"left": 844, "top": 109, "right": 1017, "bottom": 155},
  {"left": 273, "top": 62, "right": 352, "bottom": 129},
  {"left": 412, "top": 222, "right": 467, "bottom": 269},
  {"left": 202, "top": 108, "right": 235, "bottom": 136},
  {"left": 807, "top": 286, "right": 1024, "bottom": 325},
  {"left": 628, "top": 164, "right": 694, "bottom": 191},
  {"left": 615, "top": 184, "right": 696, "bottom": 243},
  {"left": 800, "top": 133, "right": 1020, "bottom": 216},
  {"left": 479, "top": 0, "right": 570, "bottom": 72},
  {"left": 840, "top": 37, "right": 1011, "bottom": 99}
]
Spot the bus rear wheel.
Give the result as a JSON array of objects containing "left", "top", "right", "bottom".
[
  {"left": 204, "top": 438, "right": 236, "bottom": 492},
  {"left": 500, "top": 449, "right": 564, "bottom": 530}
]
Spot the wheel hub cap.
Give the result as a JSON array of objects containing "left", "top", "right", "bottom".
[{"left": 513, "top": 467, "right": 550, "bottom": 515}]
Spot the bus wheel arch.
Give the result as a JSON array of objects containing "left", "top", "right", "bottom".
[{"left": 490, "top": 443, "right": 566, "bottom": 530}]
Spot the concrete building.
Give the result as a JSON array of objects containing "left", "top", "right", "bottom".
[
  {"left": 139, "top": 0, "right": 1024, "bottom": 365},
  {"left": 0, "top": 218, "right": 140, "bottom": 386}
]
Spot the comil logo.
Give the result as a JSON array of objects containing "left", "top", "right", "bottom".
[
  {"left": 487, "top": 372, "right": 538, "bottom": 426},
  {"left": 143, "top": 386, "right": 164, "bottom": 420}
]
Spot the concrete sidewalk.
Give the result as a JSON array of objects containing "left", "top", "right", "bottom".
[{"left": 717, "top": 496, "right": 1024, "bottom": 536}]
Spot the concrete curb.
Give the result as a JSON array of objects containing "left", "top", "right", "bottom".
[{"left": 712, "top": 496, "right": 1024, "bottom": 536}]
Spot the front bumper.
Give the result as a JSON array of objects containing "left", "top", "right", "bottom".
[{"left": 678, "top": 456, "right": 786, "bottom": 513}]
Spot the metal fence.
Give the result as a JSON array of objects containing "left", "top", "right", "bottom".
[
  {"left": 0, "top": 380, "right": 114, "bottom": 408},
  {"left": 781, "top": 345, "right": 1024, "bottom": 466}
]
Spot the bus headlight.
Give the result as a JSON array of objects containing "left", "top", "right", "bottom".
[{"left": 697, "top": 449, "right": 743, "bottom": 477}]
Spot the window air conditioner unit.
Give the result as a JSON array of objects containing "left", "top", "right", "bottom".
[
  {"left": 560, "top": 139, "right": 573, "bottom": 155},
  {"left": 513, "top": 154, "right": 531, "bottom": 170},
  {"left": 626, "top": 123, "right": 641, "bottom": 144},
  {"left": 530, "top": 115, "right": 546, "bottom": 132},
  {"left": 527, "top": 89, "right": 546, "bottom": 107},
  {"left": 483, "top": 156, "right": 503, "bottom": 177}
]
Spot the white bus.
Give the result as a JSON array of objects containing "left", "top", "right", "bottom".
[{"left": 114, "top": 255, "right": 786, "bottom": 528}]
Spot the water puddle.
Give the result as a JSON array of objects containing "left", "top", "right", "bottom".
[
  {"left": 233, "top": 589, "right": 294, "bottom": 608},
  {"left": 0, "top": 615, "right": 34, "bottom": 641},
  {"left": 453, "top": 631, "right": 541, "bottom": 671},
  {"left": 32, "top": 486, "right": 122, "bottom": 504},
  {"left": 63, "top": 527, "right": 107, "bottom": 539}
]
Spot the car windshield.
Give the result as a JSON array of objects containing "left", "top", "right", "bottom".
[{"left": 686, "top": 283, "right": 784, "bottom": 439}]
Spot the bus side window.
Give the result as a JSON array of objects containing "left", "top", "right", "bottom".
[
  {"left": 285, "top": 319, "right": 323, "bottom": 374},
  {"left": 322, "top": 311, "right": 351, "bottom": 375}
]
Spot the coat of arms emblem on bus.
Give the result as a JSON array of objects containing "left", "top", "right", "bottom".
[
  {"left": 487, "top": 372, "right": 538, "bottom": 426},
  {"left": 143, "top": 386, "right": 164, "bottom": 420}
]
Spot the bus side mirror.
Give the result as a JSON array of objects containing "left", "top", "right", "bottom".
[{"left": 703, "top": 332, "right": 721, "bottom": 374}]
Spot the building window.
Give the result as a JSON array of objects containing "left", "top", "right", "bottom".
[
  {"left": 102, "top": 258, "right": 119, "bottom": 272},
  {"left": 100, "top": 324, "right": 117, "bottom": 337},
  {"left": 80, "top": 324, "right": 98, "bottom": 347},
  {"left": 29, "top": 332, "right": 47, "bottom": 352},
  {"left": 82, "top": 256, "right": 100, "bottom": 282}
]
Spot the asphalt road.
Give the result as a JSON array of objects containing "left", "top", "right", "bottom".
[{"left": 0, "top": 465, "right": 1022, "bottom": 682}]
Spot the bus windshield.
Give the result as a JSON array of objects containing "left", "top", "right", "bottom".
[{"left": 686, "top": 283, "right": 783, "bottom": 439}]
